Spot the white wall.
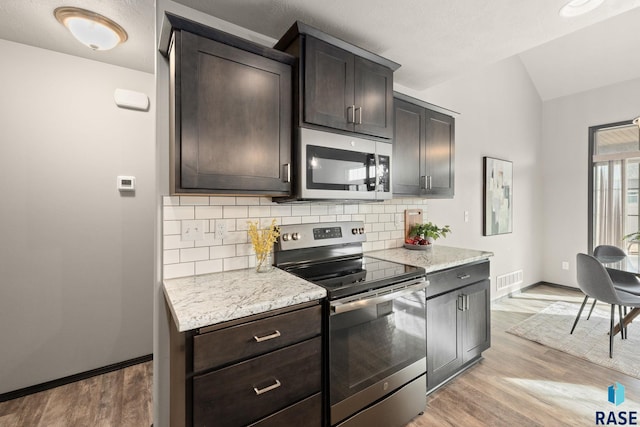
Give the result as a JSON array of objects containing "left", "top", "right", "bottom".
[
  {"left": 396, "top": 57, "right": 544, "bottom": 298},
  {"left": 0, "top": 39, "right": 155, "bottom": 394},
  {"left": 541, "top": 77, "right": 640, "bottom": 288}
]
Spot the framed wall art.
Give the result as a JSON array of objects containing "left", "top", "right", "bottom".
[{"left": 483, "top": 157, "right": 513, "bottom": 236}]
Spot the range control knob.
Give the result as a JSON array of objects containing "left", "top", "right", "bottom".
[
  {"left": 352, "top": 228, "right": 359, "bottom": 235},
  {"left": 292, "top": 232, "right": 301, "bottom": 241},
  {"left": 282, "top": 233, "right": 290, "bottom": 241},
  {"left": 358, "top": 227, "right": 365, "bottom": 234}
]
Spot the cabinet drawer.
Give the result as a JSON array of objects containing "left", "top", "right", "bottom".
[
  {"left": 193, "top": 337, "right": 322, "bottom": 427},
  {"left": 194, "top": 305, "right": 321, "bottom": 372},
  {"left": 427, "top": 260, "right": 489, "bottom": 298},
  {"left": 248, "top": 392, "right": 322, "bottom": 427}
]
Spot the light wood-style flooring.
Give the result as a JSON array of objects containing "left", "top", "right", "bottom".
[
  {"left": 1, "top": 284, "right": 638, "bottom": 426},
  {"left": 0, "top": 361, "right": 152, "bottom": 427}
]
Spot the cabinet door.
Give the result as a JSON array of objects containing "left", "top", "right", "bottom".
[
  {"left": 304, "top": 36, "right": 354, "bottom": 132},
  {"left": 426, "top": 290, "right": 462, "bottom": 390},
  {"left": 175, "top": 31, "right": 292, "bottom": 194},
  {"left": 392, "top": 99, "right": 423, "bottom": 196},
  {"left": 424, "top": 109, "right": 454, "bottom": 198},
  {"left": 354, "top": 57, "right": 393, "bottom": 138},
  {"left": 461, "top": 279, "right": 491, "bottom": 363}
]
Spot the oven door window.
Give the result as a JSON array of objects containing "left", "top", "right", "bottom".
[
  {"left": 307, "top": 145, "right": 376, "bottom": 191},
  {"left": 329, "top": 289, "right": 426, "bottom": 405}
]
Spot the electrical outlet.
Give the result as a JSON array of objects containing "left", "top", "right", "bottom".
[
  {"left": 215, "top": 221, "right": 227, "bottom": 241},
  {"left": 562, "top": 261, "right": 569, "bottom": 270},
  {"left": 182, "top": 220, "right": 204, "bottom": 241}
]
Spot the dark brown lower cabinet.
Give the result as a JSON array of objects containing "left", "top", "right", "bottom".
[
  {"left": 193, "top": 338, "right": 321, "bottom": 426},
  {"left": 426, "top": 261, "right": 490, "bottom": 391},
  {"left": 169, "top": 302, "right": 323, "bottom": 426}
]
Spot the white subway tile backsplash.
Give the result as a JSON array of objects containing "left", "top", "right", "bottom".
[
  {"left": 164, "top": 262, "right": 195, "bottom": 280},
  {"left": 270, "top": 205, "right": 292, "bottom": 217},
  {"left": 163, "top": 206, "right": 194, "bottom": 221},
  {"left": 291, "top": 205, "right": 311, "bottom": 216},
  {"left": 237, "top": 197, "right": 261, "bottom": 205},
  {"left": 344, "top": 204, "right": 359, "bottom": 214},
  {"left": 195, "top": 259, "right": 223, "bottom": 275},
  {"left": 180, "top": 247, "right": 209, "bottom": 263},
  {"left": 164, "top": 220, "right": 181, "bottom": 235},
  {"left": 164, "top": 249, "right": 180, "bottom": 265},
  {"left": 310, "top": 205, "right": 328, "bottom": 216},
  {"left": 211, "top": 245, "right": 236, "bottom": 259},
  {"left": 248, "top": 206, "right": 271, "bottom": 218},
  {"left": 195, "top": 206, "right": 223, "bottom": 219},
  {"left": 224, "top": 206, "right": 248, "bottom": 218},
  {"left": 224, "top": 231, "right": 247, "bottom": 244},
  {"left": 164, "top": 196, "right": 180, "bottom": 206},
  {"left": 164, "top": 234, "right": 195, "bottom": 250},
  {"left": 180, "top": 196, "right": 209, "bottom": 206},
  {"left": 210, "top": 196, "right": 237, "bottom": 205},
  {"left": 163, "top": 198, "right": 432, "bottom": 279},
  {"left": 224, "top": 256, "right": 249, "bottom": 271},
  {"left": 282, "top": 216, "right": 302, "bottom": 225},
  {"left": 301, "top": 216, "right": 320, "bottom": 224}
]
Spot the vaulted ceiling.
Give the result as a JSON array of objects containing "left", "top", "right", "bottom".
[{"left": 1, "top": 0, "right": 639, "bottom": 101}]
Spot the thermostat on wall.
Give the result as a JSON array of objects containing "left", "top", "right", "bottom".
[{"left": 117, "top": 176, "right": 136, "bottom": 192}]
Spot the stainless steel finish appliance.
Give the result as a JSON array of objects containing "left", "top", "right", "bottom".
[
  {"left": 275, "top": 128, "right": 392, "bottom": 202},
  {"left": 274, "top": 221, "right": 427, "bottom": 427}
]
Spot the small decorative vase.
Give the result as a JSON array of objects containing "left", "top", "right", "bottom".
[
  {"left": 255, "top": 251, "right": 273, "bottom": 273},
  {"left": 426, "top": 237, "right": 435, "bottom": 245}
]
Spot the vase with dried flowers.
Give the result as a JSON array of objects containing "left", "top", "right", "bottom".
[{"left": 247, "top": 218, "right": 280, "bottom": 273}]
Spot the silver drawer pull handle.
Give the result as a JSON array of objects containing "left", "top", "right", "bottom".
[
  {"left": 458, "top": 274, "right": 471, "bottom": 280},
  {"left": 253, "top": 379, "right": 281, "bottom": 395},
  {"left": 253, "top": 330, "right": 281, "bottom": 342}
]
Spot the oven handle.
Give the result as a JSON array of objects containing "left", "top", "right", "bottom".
[{"left": 330, "top": 278, "right": 428, "bottom": 315}]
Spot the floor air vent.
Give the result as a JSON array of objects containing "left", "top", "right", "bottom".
[{"left": 496, "top": 270, "right": 523, "bottom": 290}]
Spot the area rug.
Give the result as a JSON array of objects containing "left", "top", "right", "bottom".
[{"left": 506, "top": 301, "right": 640, "bottom": 379}]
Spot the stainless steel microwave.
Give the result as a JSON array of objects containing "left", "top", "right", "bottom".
[{"left": 278, "top": 127, "right": 392, "bottom": 202}]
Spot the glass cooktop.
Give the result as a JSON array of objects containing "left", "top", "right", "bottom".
[{"left": 283, "top": 255, "right": 425, "bottom": 300}]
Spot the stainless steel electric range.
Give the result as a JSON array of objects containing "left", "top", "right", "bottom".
[{"left": 274, "top": 221, "right": 428, "bottom": 427}]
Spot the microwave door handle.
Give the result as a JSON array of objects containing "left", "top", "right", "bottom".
[{"left": 366, "top": 154, "right": 376, "bottom": 191}]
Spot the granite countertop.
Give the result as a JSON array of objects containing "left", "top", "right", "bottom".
[
  {"left": 163, "top": 268, "right": 326, "bottom": 332},
  {"left": 367, "top": 245, "right": 493, "bottom": 273}
]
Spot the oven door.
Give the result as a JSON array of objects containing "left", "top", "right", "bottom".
[
  {"left": 298, "top": 128, "right": 391, "bottom": 200},
  {"left": 328, "top": 278, "right": 427, "bottom": 425}
]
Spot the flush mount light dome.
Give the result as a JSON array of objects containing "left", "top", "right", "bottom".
[
  {"left": 559, "top": 0, "right": 605, "bottom": 17},
  {"left": 54, "top": 7, "right": 128, "bottom": 51}
]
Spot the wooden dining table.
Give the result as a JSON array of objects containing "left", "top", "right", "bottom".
[{"left": 596, "top": 254, "right": 640, "bottom": 335}]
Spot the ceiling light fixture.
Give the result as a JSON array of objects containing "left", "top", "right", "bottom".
[
  {"left": 633, "top": 117, "right": 640, "bottom": 127},
  {"left": 54, "top": 7, "right": 128, "bottom": 51}
]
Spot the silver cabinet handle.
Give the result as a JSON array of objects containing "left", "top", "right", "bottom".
[
  {"left": 253, "top": 379, "right": 281, "bottom": 395},
  {"left": 347, "top": 105, "right": 356, "bottom": 123},
  {"left": 427, "top": 175, "right": 433, "bottom": 190},
  {"left": 420, "top": 176, "right": 427, "bottom": 190},
  {"left": 457, "top": 294, "right": 464, "bottom": 311},
  {"left": 355, "top": 106, "right": 362, "bottom": 124},
  {"left": 457, "top": 274, "right": 471, "bottom": 280},
  {"left": 253, "top": 330, "right": 281, "bottom": 343},
  {"left": 283, "top": 164, "right": 291, "bottom": 183}
]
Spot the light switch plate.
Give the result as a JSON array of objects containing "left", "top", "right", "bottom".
[{"left": 182, "top": 220, "right": 205, "bottom": 241}]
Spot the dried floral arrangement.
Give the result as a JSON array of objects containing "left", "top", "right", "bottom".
[{"left": 247, "top": 218, "right": 280, "bottom": 272}]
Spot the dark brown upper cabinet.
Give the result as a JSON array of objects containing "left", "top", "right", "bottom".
[
  {"left": 166, "top": 17, "right": 294, "bottom": 195},
  {"left": 393, "top": 93, "right": 456, "bottom": 198},
  {"left": 275, "top": 21, "right": 399, "bottom": 140}
]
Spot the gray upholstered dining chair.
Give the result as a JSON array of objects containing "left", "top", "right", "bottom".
[
  {"left": 571, "top": 245, "right": 640, "bottom": 332},
  {"left": 572, "top": 253, "right": 640, "bottom": 357}
]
